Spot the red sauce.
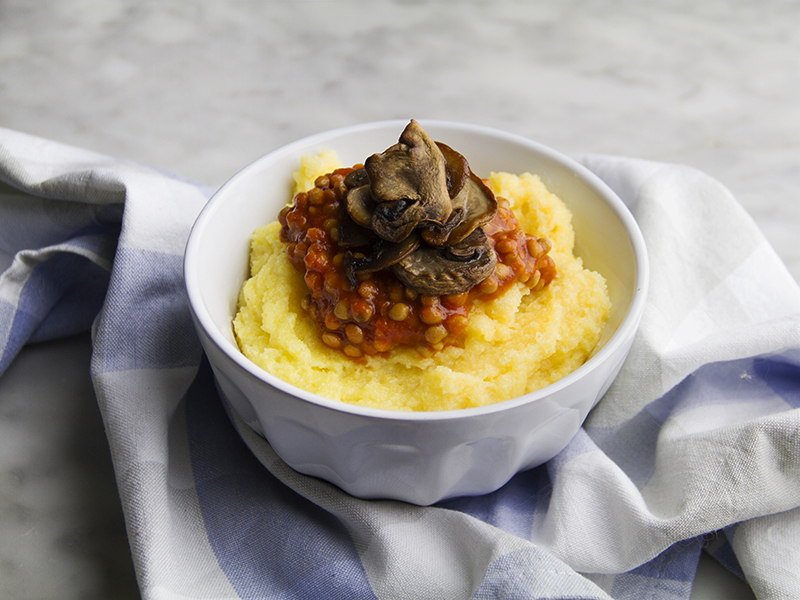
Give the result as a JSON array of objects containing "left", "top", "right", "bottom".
[{"left": 278, "top": 167, "right": 556, "bottom": 358}]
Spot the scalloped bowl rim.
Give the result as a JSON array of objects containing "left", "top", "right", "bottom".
[{"left": 184, "top": 119, "right": 649, "bottom": 423}]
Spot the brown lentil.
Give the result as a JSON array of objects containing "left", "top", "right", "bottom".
[
  {"left": 442, "top": 292, "right": 468, "bottom": 308},
  {"left": 358, "top": 280, "right": 379, "bottom": 300},
  {"left": 420, "top": 305, "right": 444, "bottom": 325},
  {"left": 350, "top": 298, "right": 374, "bottom": 323},
  {"left": 445, "top": 314, "right": 469, "bottom": 335},
  {"left": 322, "top": 331, "right": 342, "bottom": 348},
  {"left": 345, "top": 324, "right": 365, "bottom": 344},
  {"left": 343, "top": 344, "right": 363, "bottom": 358},
  {"left": 425, "top": 324, "right": 448, "bottom": 345},
  {"left": 388, "top": 302, "right": 411, "bottom": 322},
  {"left": 334, "top": 300, "right": 350, "bottom": 321},
  {"left": 324, "top": 313, "right": 340, "bottom": 331},
  {"left": 478, "top": 277, "right": 499, "bottom": 295}
]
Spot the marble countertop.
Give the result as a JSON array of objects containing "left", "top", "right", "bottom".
[{"left": 2, "top": 1, "right": 797, "bottom": 598}]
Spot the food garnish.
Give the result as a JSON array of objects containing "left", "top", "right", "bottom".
[{"left": 278, "top": 120, "right": 556, "bottom": 358}]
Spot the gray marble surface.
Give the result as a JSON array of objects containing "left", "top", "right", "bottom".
[{"left": 2, "top": 1, "right": 797, "bottom": 598}]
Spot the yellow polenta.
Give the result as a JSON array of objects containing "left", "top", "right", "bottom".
[{"left": 233, "top": 153, "right": 611, "bottom": 412}]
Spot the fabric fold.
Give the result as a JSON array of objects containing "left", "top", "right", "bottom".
[{"left": 2, "top": 127, "right": 799, "bottom": 599}]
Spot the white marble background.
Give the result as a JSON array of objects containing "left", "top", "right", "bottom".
[{"left": 2, "top": 1, "right": 797, "bottom": 598}]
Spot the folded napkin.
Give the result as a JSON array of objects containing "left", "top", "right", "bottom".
[{"left": 2, "top": 127, "right": 799, "bottom": 600}]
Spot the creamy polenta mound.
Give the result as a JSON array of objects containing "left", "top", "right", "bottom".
[{"left": 233, "top": 151, "right": 611, "bottom": 412}]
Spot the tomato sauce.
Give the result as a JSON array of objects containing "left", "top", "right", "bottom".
[{"left": 278, "top": 167, "right": 556, "bottom": 358}]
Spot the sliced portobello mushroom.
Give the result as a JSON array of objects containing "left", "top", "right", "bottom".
[
  {"left": 364, "top": 120, "right": 452, "bottom": 242},
  {"left": 343, "top": 233, "right": 421, "bottom": 288},
  {"left": 392, "top": 228, "right": 497, "bottom": 296},
  {"left": 371, "top": 198, "right": 423, "bottom": 242},
  {"left": 344, "top": 167, "right": 369, "bottom": 189},
  {"left": 345, "top": 184, "right": 376, "bottom": 229},
  {"left": 337, "top": 120, "right": 500, "bottom": 297},
  {"left": 436, "top": 141, "right": 470, "bottom": 200},
  {"left": 419, "top": 207, "right": 466, "bottom": 247},
  {"left": 443, "top": 173, "right": 498, "bottom": 245},
  {"left": 420, "top": 173, "right": 498, "bottom": 246}
]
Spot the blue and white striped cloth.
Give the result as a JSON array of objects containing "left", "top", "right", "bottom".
[{"left": 2, "top": 127, "right": 799, "bottom": 599}]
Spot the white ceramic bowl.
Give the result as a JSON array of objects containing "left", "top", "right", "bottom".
[{"left": 184, "top": 120, "right": 648, "bottom": 505}]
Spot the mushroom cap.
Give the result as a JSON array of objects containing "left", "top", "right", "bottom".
[
  {"left": 345, "top": 184, "right": 376, "bottom": 229},
  {"left": 343, "top": 233, "right": 421, "bottom": 289},
  {"left": 436, "top": 141, "right": 470, "bottom": 200},
  {"left": 442, "top": 173, "right": 498, "bottom": 245},
  {"left": 364, "top": 120, "right": 452, "bottom": 242},
  {"left": 420, "top": 173, "right": 498, "bottom": 247},
  {"left": 344, "top": 167, "right": 369, "bottom": 189},
  {"left": 391, "top": 228, "right": 497, "bottom": 296}
]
